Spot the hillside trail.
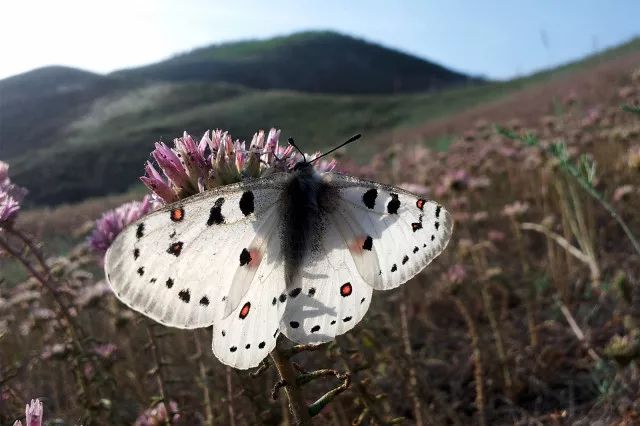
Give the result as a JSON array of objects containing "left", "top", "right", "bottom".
[{"left": 371, "top": 49, "right": 640, "bottom": 149}]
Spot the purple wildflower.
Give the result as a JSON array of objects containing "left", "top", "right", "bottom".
[
  {"left": 25, "top": 399, "right": 43, "bottom": 426},
  {"left": 88, "top": 196, "right": 156, "bottom": 255},
  {"left": 141, "top": 128, "right": 337, "bottom": 205},
  {"left": 0, "top": 161, "right": 27, "bottom": 227},
  {"left": 134, "top": 401, "right": 180, "bottom": 426}
]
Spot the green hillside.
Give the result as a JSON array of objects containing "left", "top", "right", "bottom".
[
  {"left": 2, "top": 34, "right": 639, "bottom": 206},
  {"left": 113, "top": 31, "right": 477, "bottom": 94}
]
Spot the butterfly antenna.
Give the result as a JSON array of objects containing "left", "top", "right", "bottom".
[
  {"left": 288, "top": 137, "right": 307, "bottom": 163},
  {"left": 310, "top": 133, "right": 362, "bottom": 163}
]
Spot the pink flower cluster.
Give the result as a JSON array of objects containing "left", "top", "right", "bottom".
[
  {"left": 13, "top": 398, "right": 42, "bottom": 426},
  {"left": 88, "top": 196, "right": 156, "bottom": 255},
  {"left": 134, "top": 401, "right": 180, "bottom": 425},
  {"left": 0, "top": 160, "right": 27, "bottom": 226},
  {"left": 141, "top": 128, "right": 336, "bottom": 204}
]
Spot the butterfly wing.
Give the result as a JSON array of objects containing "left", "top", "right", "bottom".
[
  {"left": 279, "top": 216, "right": 373, "bottom": 344},
  {"left": 329, "top": 173, "right": 453, "bottom": 290},
  {"left": 211, "top": 220, "right": 287, "bottom": 369},
  {"left": 104, "top": 173, "right": 288, "bottom": 331}
]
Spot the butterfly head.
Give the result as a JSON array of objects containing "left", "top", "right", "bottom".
[{"left": 293, "top": 160, "right": 313, "bottom": 173}]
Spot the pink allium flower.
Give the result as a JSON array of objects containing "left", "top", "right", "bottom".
[
  {"left": 135, "top": 401, "right": 180, "bottom": 426},
  {"left": 0, "top": 161, "right": 27, "bottom": 226},
  {"left": 488, "top": 230, "right": 506, "bottom": 242},
  {"left": 25, "top": 399, "right": 43, "bottom": 426},
  {"left": 141, "top": 128, "right": 337, "bottom": 205},
  {"left": 445, "top": 264, "right": 467, "bottom": 285},
  {"left": 613, "top": 185, "right": 634, "bottom": 202},
  {"left": 88, "top": 196, "right": 156, "bottom": 255},
  {"left": 502, "top": 201, "right": 530, "bottom": 218}
]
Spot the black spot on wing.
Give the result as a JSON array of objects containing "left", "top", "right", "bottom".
[
  {"left": 259, "top": 341, "right": 266, "bottom": 349},
  {"left": 207, "top": 197, "right": 225, "bottom": 225},
  {"left": 239, "top": 248, "right": 251, "bottom": 266},
  {"left": 289, "top": 288, "right": 301, "bottom": 298},
  {"left": 290, "top": 321, "right": 299, "bottom": 328},
  {"left": 435, "top": 205, "right": 442, "bottom": 218},
  {"left": 239, "top": 191, "right": 255, "bottom": 216},
  {"left": 311, "top": 325, "right": 320, "bottom": 333},
  {"left": 391, "top": 264, "right": 397, "bottom": 272},
  {"left": 308, "top": 288, "right": 316, "bottom": 296},
  {"left": 199, "top": 296, "right": 210, "bottom": 306},
  {"left": 402, "top": 255, "right": 409, "bottom": 265},
  {"left": 435, "top": 222, "right": 440, "bottom": 230},
  {"left": 178, "top": 289, "right": 190, "bottom": 303},
  {"left": 387, "top": 194, "right": 400, "bottom": 214},
  {"left": 413, "top": 246, "right": 419, "bottom": 253},
  {"left": 343, "top": 316, "right": 352, "bottom": 322},
  {"left": 167, "top": 241, "right": 183, "bottom": 256},
  {"left": 137, "top": 267, "right": 144, "bottom": 276},
  {"left": 362, "top": 236, "right": 373, "bottom": 251},
  {"left": 136, "top": 223, "right": 145, "bottom": 239},
  {"left": 133, "top": 248, "right": 140, "bottom": 260},
  {"left": 166, "top": 278, "right": 174, "bottom": 289},
  {"left": 230, "top": 346, "right": 237, "bottom": 352},
  {"left": 411, "top": 222, "right": 423, "bottom": 232},
  {"left": 362, "top": 188, "right": 377, "bottom": 209}
]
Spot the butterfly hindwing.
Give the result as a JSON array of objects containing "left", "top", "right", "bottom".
[
  {"left": 104, "top": 174, "right": 288, "bottom": 330},
  {"left": 328, "top": 174, "right": 453, "bottom": 290},
  {"left": 280, "top": 217, "right": 373, "bottom": 344}
]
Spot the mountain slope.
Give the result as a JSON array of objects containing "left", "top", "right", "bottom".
[
  {"left": 113, "top": 31, "right": 477, "bottom": 94},
  {"left": 0, "top": 66, "right": 135, "bottom": 158}
]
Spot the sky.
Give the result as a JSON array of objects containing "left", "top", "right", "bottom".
[{"left": 1, "top": 0, "right": 638, "bottom": 81}]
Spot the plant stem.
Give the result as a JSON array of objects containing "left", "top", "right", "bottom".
[{"left": 270, "top": 338, "right": 312, "bottom": 425}]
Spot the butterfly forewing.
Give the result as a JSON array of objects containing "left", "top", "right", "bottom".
[{"left": 104, "top": 175, "right": 288, "bottom": 330}]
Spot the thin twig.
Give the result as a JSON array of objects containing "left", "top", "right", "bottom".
[
  {"left": 558, "top": 302, "right": 602, "bottom": 362},
  {"left": 399, "top": 299, "right": 424, "bottom": 426}
]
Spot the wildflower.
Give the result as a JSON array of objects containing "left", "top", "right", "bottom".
[
  {"left": 488, "top": 230, "right": 506, "bottom": 242},
  {"left": 141, "top": 128, "right": 336, "bottom": 205},
  {"left": 502, "top": 201, "right": 530, "bottom": 218},
  {"left": 435, "top": 169, "right": 469, "bottom": 197},
  {"left": 0, "top": 161, "right": 27, "bottom": 227},
  {"left": 24, "top": 399, "right": 43, "bottom": 426},
  {"left": 627, "top": 145, "right": 640, "bottom": 171},
  {"left": 88, "top": 196, "right": 156, "bottom": 255},
  {"left": 135, "top": 401, "right": 180, "bottom": 426},
  {"left": 444, "top": 264, "right": 467, "bottom": 285},
  {"left": 613, "top": 185, "right": 634, "bottom": 202}
]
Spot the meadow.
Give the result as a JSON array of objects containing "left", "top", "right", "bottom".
[{"left": 1, "top": 37, "right": 640, "bottom": 425}]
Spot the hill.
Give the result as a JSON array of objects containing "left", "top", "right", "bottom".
[
  {"left": 2, "top": 35, "right": 639, "bottom": 206},
  {"left": 113, "top": 31, "right": 477, "bottom": 94},
  {"left": 0, "top": 66, "right": 135, "bottom": 158}
]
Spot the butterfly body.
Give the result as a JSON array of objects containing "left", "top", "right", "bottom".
[{"left": 105, "top": 164, "right": 453, "bottom": 369}]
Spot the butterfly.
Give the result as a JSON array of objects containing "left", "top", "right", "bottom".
[{"left": 105, "top": 137, "right": 453, "bottom": 369}]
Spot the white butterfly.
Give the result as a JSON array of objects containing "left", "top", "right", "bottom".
[{"left": 105, "top": 160, "right": 453, "bottom": 369}]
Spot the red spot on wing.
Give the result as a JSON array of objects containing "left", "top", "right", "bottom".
[
  {"left": 239, "top": 302, "right": 251, "bottom": 319},
  {"left": 349, "top": 237, "right": 366, "bottom": 254},
  {"left": 416, "top": 199, "right": 426, "bottom": 210},
  {"left": 248, "top": 248, "right": 262, "bottom": 268},
  {"left": 340, "top": 282, "right": 352, "bottom": 297},
  {"left": 170, "top": 207, "right": 184, "bottom": 222}
]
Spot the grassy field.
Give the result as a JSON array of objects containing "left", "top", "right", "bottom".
[{"left": 2, "top": 50, "right": 640, "bottom": 424}]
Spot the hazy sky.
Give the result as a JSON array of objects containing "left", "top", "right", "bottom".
[{"left": 1, "top": 0, "right": 638, "bottom": 81}]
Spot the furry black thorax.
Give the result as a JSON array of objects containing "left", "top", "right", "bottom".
[{"left": 281, "top": 163, "right": 335, "bottom": 285}]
